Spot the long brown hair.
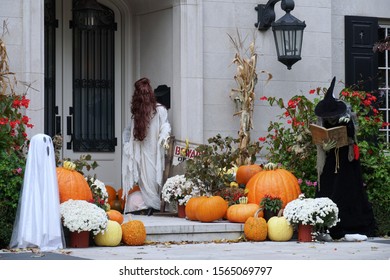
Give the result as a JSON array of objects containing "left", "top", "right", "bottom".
[{"left": 131, "top": 77, "right": 157, "bottom": 141}]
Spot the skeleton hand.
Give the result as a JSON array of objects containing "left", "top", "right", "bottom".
[
  {"left": 339, "top": 114, "right": 350, "bottom": 123},
  {"left": 322, "top": 139, "right": 337, "bottom": 151},
  {"left": 162, "top": 137, "right": 170, "bottom": 150}
]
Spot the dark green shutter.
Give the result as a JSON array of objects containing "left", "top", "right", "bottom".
[{"left": 345, "top": 16, "right": 379, "bottom": 91}]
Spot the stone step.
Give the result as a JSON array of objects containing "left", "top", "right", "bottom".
[{"left": 123, "top": 214, "right": 244, "bottom": 242}]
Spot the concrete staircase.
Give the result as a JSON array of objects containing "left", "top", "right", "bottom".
[{"left": 123, "top": 213, "right": 244, "bottom": 242}]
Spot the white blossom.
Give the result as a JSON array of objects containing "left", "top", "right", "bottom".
[
  {"left": 161, "top": 175, "right": 207, "bottom": 205},
  {"left": 284, "top": 195, "right": 340, "bottom": 230},
  {"left": 60, "top": 199, "right": 108, "bottom": 235}
]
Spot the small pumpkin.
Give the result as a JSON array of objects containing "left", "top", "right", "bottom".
[
  {"left": 244, "top": 208, "right": 268, "bottom": 241},
  {"left": 105, "top": 185, "right": 117, "bottom": 203},
  {"left": 246, "top": 162, "right": 301, "bottom": 208},
  {"left": 109, "top": 195, "right": 124, "bottom": 212},
  {"left": 107, "top": 209, "right": 124, "bottom": 224},
  {"left": 267, "top": 209, "right": 294, "bottom": 242},
  {"left": 226, "top": 197, "right": 263, "bottom": 223},
  {"left": 185, "top": 196, "right": 209, "bottom": 221},
  {"left": 121, "top": 220, "right": 146, "bottom": 246},
  {"left": 235, "top": 164, "right": 262, "bottom": 185},
  {"left": 56, "top": 160, "right": 93, "bottom": 203},
  {"left": 196, "top": 196, "right": 228, "bottom": 222},
  {"left": 94, "top": 220, "right": 122, "bottom": 247}
]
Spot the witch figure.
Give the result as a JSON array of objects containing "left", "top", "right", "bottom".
[
  {"left": 9, "top": 134, "right": 65, "bottom": 251},
  {"left": 314, "top": 77, "right": 376, "bottom": 240}
]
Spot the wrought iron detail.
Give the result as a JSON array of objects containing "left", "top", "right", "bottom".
[{"left": 71, "top": 0, "right": 117, "bottom": 152}]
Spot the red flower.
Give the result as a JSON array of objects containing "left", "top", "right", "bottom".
[
  {"left": 258, "top": 137, "right": 266, "bottom": 142},
  {"left": 309, "top": 89, "right": 315, "bottom": 94},
  {"left": 0, "top": 118, "right": 8, "bottom": 125},
  {"left": 260, "top": 96, "right": 268, "bottom": 101},
  {"left": 20, "top": 96, "right": 30, "bottom": 108}
]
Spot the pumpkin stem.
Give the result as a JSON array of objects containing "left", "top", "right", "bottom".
[
  {"left": 254, "top": 207, "right": 263, "bottom": 218},
  {"left": 264, "top": 162, "right": 278, "bottom": 171},
  {"left": 239, "top": 197, "right": 248, "bottom": 204},
  {"left": 277, "top": 208, "right": 284, "bottom": 217},
  {"left": 63, "top": 160, "right": 76, "bottom": 171}
]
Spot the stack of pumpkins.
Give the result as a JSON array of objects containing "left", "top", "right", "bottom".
[
  {"left": 94, "top": 209, "right": 147, "bottom": 247},
  {"left": 97, "top": 186, "right": 147, "bottom": 247},
  {"left": 184, "top": 162, "right": 301, "bottom": 242},
  {"left": 56, "top": 161, "right": 147, "bottom": 247}
]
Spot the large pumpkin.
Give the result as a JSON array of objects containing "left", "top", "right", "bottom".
[
  {"left": 235, "top": 164, "right": 262, "bottom": 185},
  {"left": 226, "top": 197, "right": 263, "bottom": 223},
  {"left": 107, "top": 209, "right": 124, "bottom": 224},
  {"left": 56, "top": 161, "right": 93, "bottom": 203},
  {"left": 121, "top": 220, "right": 146, "bottom": 246},
  {"left": 185, "top": 196, "right": 209, "bottom": 221},
  {"left": 94, "top": 220, "right": 122, "bottom": 247},
  {"left": 244, "top": 209, "right": 268, "bottom": 241},
  {"left": 246, "top": 162, "right": 301, "bottom": 208},
  {"left": 267, "top": 210, "right": 293, "bottom": 242},
  {"left": 196, "top": 196, "right": 228, "bottom": 222}
]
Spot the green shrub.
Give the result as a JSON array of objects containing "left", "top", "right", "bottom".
[
  {"left": 185, "top": 134, "right": 261, "bottom": 194},
  {"left": 0, "top": 150, "right": 25, "bottom": 248}
]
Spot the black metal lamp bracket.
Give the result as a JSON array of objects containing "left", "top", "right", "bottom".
[{"left": 255, "top": 0, "right": 295, "bottom": 30}]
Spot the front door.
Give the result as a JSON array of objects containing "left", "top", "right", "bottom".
[{"left": 59, "top": 0, "right": 122, "bottom": 187}]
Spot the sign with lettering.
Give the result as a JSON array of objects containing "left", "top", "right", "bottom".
[{"left": 172, "top": 139, "right": 201, "bottom": 166}]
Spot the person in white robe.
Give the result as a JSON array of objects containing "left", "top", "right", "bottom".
[
  {"left": 9, "top": 134, "right": 65, "bottom": 251},
  {"left": 122, "top": 77, "right": 171, "bottom": 215}
]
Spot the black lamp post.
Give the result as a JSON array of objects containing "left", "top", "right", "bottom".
[{"left": 255, "top": 0, "right": 306, "bottom": 70}]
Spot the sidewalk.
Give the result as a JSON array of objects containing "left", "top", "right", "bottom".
[{"left": 1, "top": 214, "right": 389, "bottom": 260}]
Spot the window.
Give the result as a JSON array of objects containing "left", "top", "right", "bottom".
[{"left": 378, "top": 25, "right": 390, "bottom": 144}]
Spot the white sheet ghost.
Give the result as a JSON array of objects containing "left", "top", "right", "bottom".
[{"left": 9, "top": 134, "right": 65, "bottom": 251}]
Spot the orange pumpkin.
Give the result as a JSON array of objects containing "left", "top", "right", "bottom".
[
  {"left": 121, "top": 220, "right": 146, "bottom": 246},
  {"left": 56, "top": 161, "right": 93, "bottom": 203},
  {"left": 244, "top": 209, "right": 268, "bottom": 241},
  {"left": 196, "top": 196, "right": 228, "bottom": 222},
  {"left": 185, "top": 196, "right": 208, "bottom": 221},
  {"left": 107, "top": 209, "right": 124, "bottom": 224},
  {"left": 226, "top": 197, "right": 263, "bottom": 223},
  {"left": 235, "top": 164, "right": 262, "bottom": 185},
  {"left": 246, "top": 162, "right": 301, "bottom": 208},
  {"left": 105, "top": 185, "right": 117, "bottom": 203}
]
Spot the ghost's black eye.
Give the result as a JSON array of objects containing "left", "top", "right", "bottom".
[{"left": 43, "top": 137, "right": 47, "bottom": 143}]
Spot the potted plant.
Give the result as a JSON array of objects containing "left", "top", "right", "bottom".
[
  {"left": 283, "top": 194, "right": 340, "bottom": 242},
  {"left": 60, "top": 199, "right": 108, "bottom": 247},
  {"left": 260, "top": 194, "right": 283, "bottom": 221},
  {"left": 161, "top": 175, "right": 208, "bottom": 217}
]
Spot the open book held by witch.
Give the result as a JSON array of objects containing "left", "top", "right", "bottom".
[{"left": 309, "top": 123, "right": 348, "bottom": 148}]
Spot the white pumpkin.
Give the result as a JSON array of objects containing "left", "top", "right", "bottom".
[
  {"left": 94, "top": 220, "right": 122, "bottom": 246},
  {"left": 267, "top": 214, "right": 294, "bottom": 242}
]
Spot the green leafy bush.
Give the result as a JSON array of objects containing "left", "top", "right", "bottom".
[
  {"left": 0, "top": 150, "right": 25, "bottom": 248},
  {"left": 185, "top": 134, "right": 261, "bottom": 194}
]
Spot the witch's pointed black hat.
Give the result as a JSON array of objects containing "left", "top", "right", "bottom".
[{"left": 314, "top": 77, "right": 347, "bottom": 118}]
